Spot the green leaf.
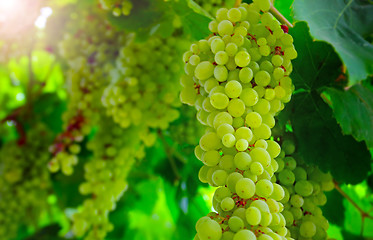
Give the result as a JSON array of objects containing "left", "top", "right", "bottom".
[
  {"left": 324, "top": 84, "right": 373, "bottom": 148},
  {"left": 172, "top": 0, "right": 211, "bottom": 40},
  {"left": 293, "top": 0, "right": 373, "bottom": 84},
  {"left": 32, "top": 93, "right": 67, "bottom": 133},
  {"left": 322, "top": 189, "right": 345, "bottom": 226},
  {"left": 24, "top": 224, "right": 64, "bottom": 240},
  {"left": 287, "top": 91, "right": 371, "bottom": 184},
  {"left": 107, "top": 0, "right": 165, "bottom": 41},
  {"left": 289, "top": 22, "right": 343, "bottom": 91}
]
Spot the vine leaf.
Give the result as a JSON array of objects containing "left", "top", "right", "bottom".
[
  {"left": 322, "top": 189, "right": 345, "bottom": 226},
  {"left": 324, "top": 84, "right": 373, "bottom": 148},
  {"left": 289, "top": 22, "right": 343, "bottom": 91},
  {"left": 285, "top": 22, "right": 371, "bottom": 184},
  {"left": 288, "top": 92, "right": 371, "bottom": 184},
  {"left": 293, "top": 0, "right": 373, "bottom": 84}
]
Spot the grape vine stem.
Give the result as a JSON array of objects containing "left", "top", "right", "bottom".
[
  {"left": 334, "top": 180, "right": 373, "bottom": 236},
  {"left": 269, "top": 5, "right": 293, "bottom": 28}
]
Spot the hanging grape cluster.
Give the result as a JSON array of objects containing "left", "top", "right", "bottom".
[
  {"left": 274, "top": 133, "right": 334, "bottom": 239},
  {"left": 180, "top": 0, "right": 299, "bottom": 239},
  {"left": 0, "top": 124, "right": 52, "bottom": 239}
]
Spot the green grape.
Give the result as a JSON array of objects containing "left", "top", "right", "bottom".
[
  {"left": 284, "top": 157, "right": 297, "bottom": 170},
  {"left": 235, "top": 127, "right": 253, "bottom": 142},
  {"left": 228, "top": 216, "right": 244, "bottom": 232},
  {"left": 215, "top": 51, "right": 229, "bottom": 65},
  {"left": 227, "top": 172, "right": 244, "bottom": 192},
  {"left": 253, "top": 98, "right": 271, "bottom": 115},
  {"left": 238, "top": 67, "right": 253, "bottom": 83},
  {"left": 227, "top": 8, "right": 242, "bottom": 22},
  {"left": 217, "top": 123, "right": 235, "bottom": 138},
  {"left": 199, "top": 165, "right": 210, "bottom": 183},
  {"left": 233, "top": 229, "right": 256, "bottom": 240},
  {"left": 225, "top": 80, "right": 243, "bottom": 98},
  {"left": 222, "top": 133, "right": 237, "bottom": 148},
  {"left": 195, "top": 61, "right": 215, "bottom": 80},
  {"left": 278, "top": 169, "right": 295, "bottom": 186},
  {"left": 214, "top": 65, "right": 229, "bottom": 82},
  {"left": 255, "top": 179, "right": 274, "bottom": 198},
  {"left": 228, "top": 99, "right": 246, "bottom": 117},
  {"left": 245, "top": 206, "right": 262, "bottom": 225},
  {"left": 234, "top": 152, "right": 252, "bottom": 170},
  {"left": 249, "top": 161, "right": 264, "bottom": 175},
  {"left": 245, "top": 112, "right": 262, "bottom": 128},
  {"left": 213, "top": 112, "right": 233, "bottom": 128},
  {"left": 219, "top": 154, "right": 236, "bottom": 172},
  {"left": 196, "top": 218, "right": 222, "bottom": 240},
  {"left": 255, "top": 70, "right": 271, "bottom": 86},
  {"left": 221, "top": 197, "right": 235, "bottom": 211},
  {"left": 299, "top": 221, "right": 316, "bottom": 238},
  {"left": 214, "top": 187, "right": 232, "bottom": 202},
  {"left": 200, "top": 132, "right": 222, "bottom": 151},
  {"left": 212, "top": 169, "right": 228, "bottom": 186},
  {"left": 294, "top": 180, "right": 314, "bottom": 197},
  {"left": 234, "top": 51, "right": 251, "bottom": 67},
  {"left": 202, "top": 150, "right": 221, "bottom": 166},
  {"left": 236, "top": 178, "right": 255, "bottom": 199},
  {"left": 226, "top": 42, "right": 239, "bottom": 57},
  {"left": 218, "top": 20, "right": 234, "bottom": 36},
  {"left": 236, "top": 139, "right": 249, "bottom": 151},
  {"left": 290, "top": 194, "right": 304, "bottom": 207},
  {"left": 250, "top": 147, "right": 271, "bottom": 168}
]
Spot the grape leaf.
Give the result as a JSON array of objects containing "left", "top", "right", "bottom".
[
  {"left": 24, "top": 224, "right": 64, "bottom": 240},
  {"left": 172, "top": 0, "right": 211, "bottom": 40},
  {"left": 33, "top": 93, "right": 67, "bottom": 133},
  {"left": 322, "top": 189, "right": 345, "bottom": 226},
  {"left": 286, "top": 22, "right": 371, "bottom": 183},
  {"left": 289, "top": 22, "right": 343, "bottom": 90},
  {"left": 324, "top": 84, "right": 373, "bottom": 148},
  {"left": 293, "top": 0, "right": 373, "bottom": 84},
  {"left": 107, "top": 0, "right": 165, "bottom": 41},
  {"left": 288, "top": 91, "right": 371, "bottom": 184}
]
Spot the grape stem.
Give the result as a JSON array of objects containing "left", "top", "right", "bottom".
[
  {"left": 157, "top": 130, "right": 181, "bottom": 180},
  {"left": 269, "top": 5, "right": 294, "bottom": 28},
  {"left": 334, "top": 180, "right": 373, "bottom": 236},
  {"left": 234, "top": 0, "right": 242, "bottom": 8}
]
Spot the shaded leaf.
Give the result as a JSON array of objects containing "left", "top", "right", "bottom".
[
  {"left": 293, "top": 0, "right": 373, "bottom": 84},
  {"left": 289, "top": 22, "right": 343, "bottom": 91},
  {"left": 322, "top": 189, "right": 345, "bottom": 226},
  {"left": 288, "top": 91, "right": 371, "bottom": 184},
  {"left": 325, "top": 84, "right": 373, "bottom": 148}
]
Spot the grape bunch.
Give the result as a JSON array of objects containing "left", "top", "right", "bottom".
[
  {"left": 71, "top": 117, "right": 144, "bottom": 240},
  {"left": 0, "top": 124, "right": 52, "bottom": 240},
  {"left": 50, "top": 9, "right": 126, "bottom": 174},
  {"left": 99, "top": 0, "right": 133, "bottom": 16},
  {"left": 275, "top": 134, "right": 334, "bottom": 240},
  {"left": 180, "top": 0, "right": 297, "bottom": 239},
  {"left": 101, "top": 34, "right": 188, "bottom": 133}
]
